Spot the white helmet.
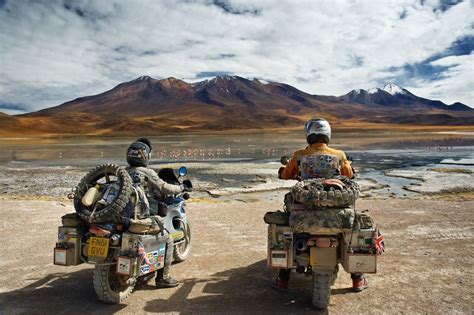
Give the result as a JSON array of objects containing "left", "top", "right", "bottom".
[{"left": 304, "top": 118, "right": 331, "bottom": 144}]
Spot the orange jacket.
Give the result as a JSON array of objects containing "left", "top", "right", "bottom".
[{"left": 280, "top": 143, "right": 353, "bottom": 180}]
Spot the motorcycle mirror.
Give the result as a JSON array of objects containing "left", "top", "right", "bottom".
[
  {"left": 280, "top": 155, "right": 290, "bottom": 165},
  {"left": 178, "top": 166, "right": 187, "bottom": 177},
  {"left": 347, "top": 155, "right": 354, "bottom": 162}
]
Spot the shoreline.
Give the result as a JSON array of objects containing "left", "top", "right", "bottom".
[{"left": 1, "top": 124, "right": 474, "bottom": 139}]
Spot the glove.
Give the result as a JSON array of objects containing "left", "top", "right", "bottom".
[
  {"left": 182, "top": 179, "right": 193, "bottom": 192},
  {"left": 278, "top": 167, "right": 285, "bottom": 179}
]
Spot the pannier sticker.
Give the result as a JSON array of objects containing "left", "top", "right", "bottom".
[
  {"left": 147, "top": 251, "right": 158, "bottom": 264},
  {"left": 54, "top": 248, "right": 67, "bottom": 265},
  {"left": 117, "top": 257, "right": 131, "bottom": 275},
  {"left": 270, "top": 250, "right": 288, "bottom": 268},
  {"left": 58, "top": 232, "right": 66, "bottom": 241},
  {"left": 140, "top": 264, "right": 150, "bottom": 274},
  {"left": 158, "top": 244, "right": 166, "bottom": 253}
]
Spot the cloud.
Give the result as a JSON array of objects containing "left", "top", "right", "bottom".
[
  {"left": 407, "top": 53, "right": 474, "bottom": 104},
  {"left": 0, "top": 102, "right": 29, "bottom": 115},
  {"left": 0, "top": 0, "right": 473, "bottom": 111}
]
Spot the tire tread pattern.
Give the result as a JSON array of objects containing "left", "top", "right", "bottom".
[
  {"left": 74, "top": 164, "right": 133, "bottom": 223},
  {"left": 93, "top": 265, "right": 135, "bottom": 304},
  {"left": 312, "top": 271, "right": 332, "bottom": 309}
]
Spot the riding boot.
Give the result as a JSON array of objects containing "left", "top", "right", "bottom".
[
  {"left": 155, "top": 234, "right": 179, "bottom": 288},
  {"left": 351, "top": 273, "right": 369, "bottom": 292},
  {"left": 273, "top": 268, "right": 291, "bottom": 290}
]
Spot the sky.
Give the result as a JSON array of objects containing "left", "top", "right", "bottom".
[{"left": 0, "top": 0, "right": 473, "bottom": 114}]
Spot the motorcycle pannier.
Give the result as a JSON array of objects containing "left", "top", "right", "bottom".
[
  {"left": 54, "top": 226, "right": 85, "bottom": 266},
  {"left": 342, "top": 214, "right": 378, "bottom": 274},
  {"left": 121, "top": 232, "right": 167, "bottom": 276},
  {"left": 267, "top": 224, "right": 293, "bottom": 268}
]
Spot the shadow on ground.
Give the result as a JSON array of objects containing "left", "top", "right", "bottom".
[
  {"left": 0, "top": 269, "right": 126, "bottom": 314},
  {"left": 142, "top": 260, "right": 348, "bottom": 314},
  {"left": 0, "top": 260, "right": 356, "bottom": 314}
]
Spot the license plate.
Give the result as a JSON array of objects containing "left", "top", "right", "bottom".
[{"left": 88, "top": 237, "right": 109, "bottom": 257}]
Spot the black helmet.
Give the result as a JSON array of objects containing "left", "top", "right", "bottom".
[
  {"left": 135, "top": 137, "right": 152, "bottom": 151},
  {"left": 127, "top": 139, "right": 152, "bottom": 167}
]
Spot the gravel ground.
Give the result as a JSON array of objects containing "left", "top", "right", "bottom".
[{"left": 0, "top": 194, "right": 473, "bottom": 314}]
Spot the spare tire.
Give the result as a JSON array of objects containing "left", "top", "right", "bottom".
[
  {"left": 74, "top": 164, "right": 133, "bottom": 223},
  {"left": 291, "top": 177, "right": 360, "bottom": 209}
]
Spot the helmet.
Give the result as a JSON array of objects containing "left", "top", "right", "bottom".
[
  {"left": 305, "top": 118, "right": 331, "bottom": 144},
  {"left": 136, "top": 137, "right": 152, "bottom": 151},
  {"left": 126, "top": 138, "right": 152, "bottom": 167}
]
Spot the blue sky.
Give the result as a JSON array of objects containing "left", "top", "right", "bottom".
[{"left": 0, "top": 0, "right": 473, "bottom": 114}]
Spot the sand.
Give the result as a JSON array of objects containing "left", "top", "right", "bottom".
[{"left": 0, "top": 193, "right": 472, "bottom": 314}]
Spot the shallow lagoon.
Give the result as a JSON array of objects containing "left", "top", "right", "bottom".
[{"left": 0, "top": 131, "right": 473, "bottom": 198}]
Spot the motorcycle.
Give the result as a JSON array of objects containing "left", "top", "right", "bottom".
[
  {"left": 53, "top": 164, "right": 192, "bottom": 304},
  {"left": 265, "top": 156, "right": 382, "bottom": 309}
]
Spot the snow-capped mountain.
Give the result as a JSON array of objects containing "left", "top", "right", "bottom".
[
  {"left": 4, "top": 76, "right": 471, "bottom": 136},
  {"left": 382, "top": 83, "right": 408, "bottom": 95},
  {"left": 341, "top": 83, "right": 470, "bottom": 111}
]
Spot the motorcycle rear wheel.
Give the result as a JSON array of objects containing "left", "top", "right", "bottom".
[
  {"left": 173, "top": 220, "right": 191, "bottom": 262},
  {"left": 93, "top": 264, "right": 136, "bottom": 304},
  {"left": 312, "top": 271, "right": 333, "bottom": 309}
]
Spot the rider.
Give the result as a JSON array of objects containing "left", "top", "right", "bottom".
[
  {"left": 276, "top": 118, "right": 368, "bottom": 292},
  {"left": 125, "top": 137, "right": 182, "bottom": 288}
]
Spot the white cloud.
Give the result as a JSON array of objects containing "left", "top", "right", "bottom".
[
  {"left": 0, "top": 0, "right": 473, "bottom": 112},
  {"left": 407, "top": 53, "right": 474, "bottom": 105}
]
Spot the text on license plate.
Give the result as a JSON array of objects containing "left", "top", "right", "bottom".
[{"left": 88, "top": 237, "right": 109, "bottom": 257}]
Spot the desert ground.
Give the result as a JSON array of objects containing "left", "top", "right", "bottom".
[
  {"left": 0, "top": 191, "right": 473, "bottom": 314},
  {"left": 0, "top": 131, "right": 473, "bottom": 314}
]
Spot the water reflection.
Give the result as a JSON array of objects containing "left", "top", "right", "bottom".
[{"left": 0, "top": 131, "right": 473, "bottom": 170}]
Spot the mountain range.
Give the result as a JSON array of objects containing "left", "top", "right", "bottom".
[{"left": 0, "top": 76, "right": 472, "bottom": 136}]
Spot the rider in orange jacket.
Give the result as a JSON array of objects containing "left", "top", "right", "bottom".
[{"left": 276, "top": 118, "right": 368, "bottom": 292}]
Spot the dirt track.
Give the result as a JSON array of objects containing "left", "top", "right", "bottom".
[{"left": 0, "top": 194, "right": 473, "bottom": 314}]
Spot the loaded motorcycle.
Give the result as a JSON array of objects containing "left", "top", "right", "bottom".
[
  {"left": 53, "top": 164, "right": 192, "bottom": 303},
  {"left": 264, "top": 156, "right": 383, "bottom": 309}
]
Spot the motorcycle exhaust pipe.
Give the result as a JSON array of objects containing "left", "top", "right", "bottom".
[{"left": 295, "top": 238, "right": 308, "bottom": 252}]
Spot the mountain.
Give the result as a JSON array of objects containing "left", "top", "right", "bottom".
[
  {"left": 5, "top": 76, "right": 473, "bottom": 136},
  {"left": 340, "top": 83, "right": 470, "bottom": 110}
]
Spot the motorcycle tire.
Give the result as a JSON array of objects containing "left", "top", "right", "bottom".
[
  {"left": 173, "top": 219, "right": 191, "bottom": 262},
  {"left": 93, "top": 264, "right": 136, "bottom": 304},
  {"left": 312, "top": 271, "right": 333, "bottom": 309},
  {"left": 74, "top": 164, "right": 132, "bottom": 223},
  {"left": 331, "top": 265, "right": 339, "bottom": 285}
]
